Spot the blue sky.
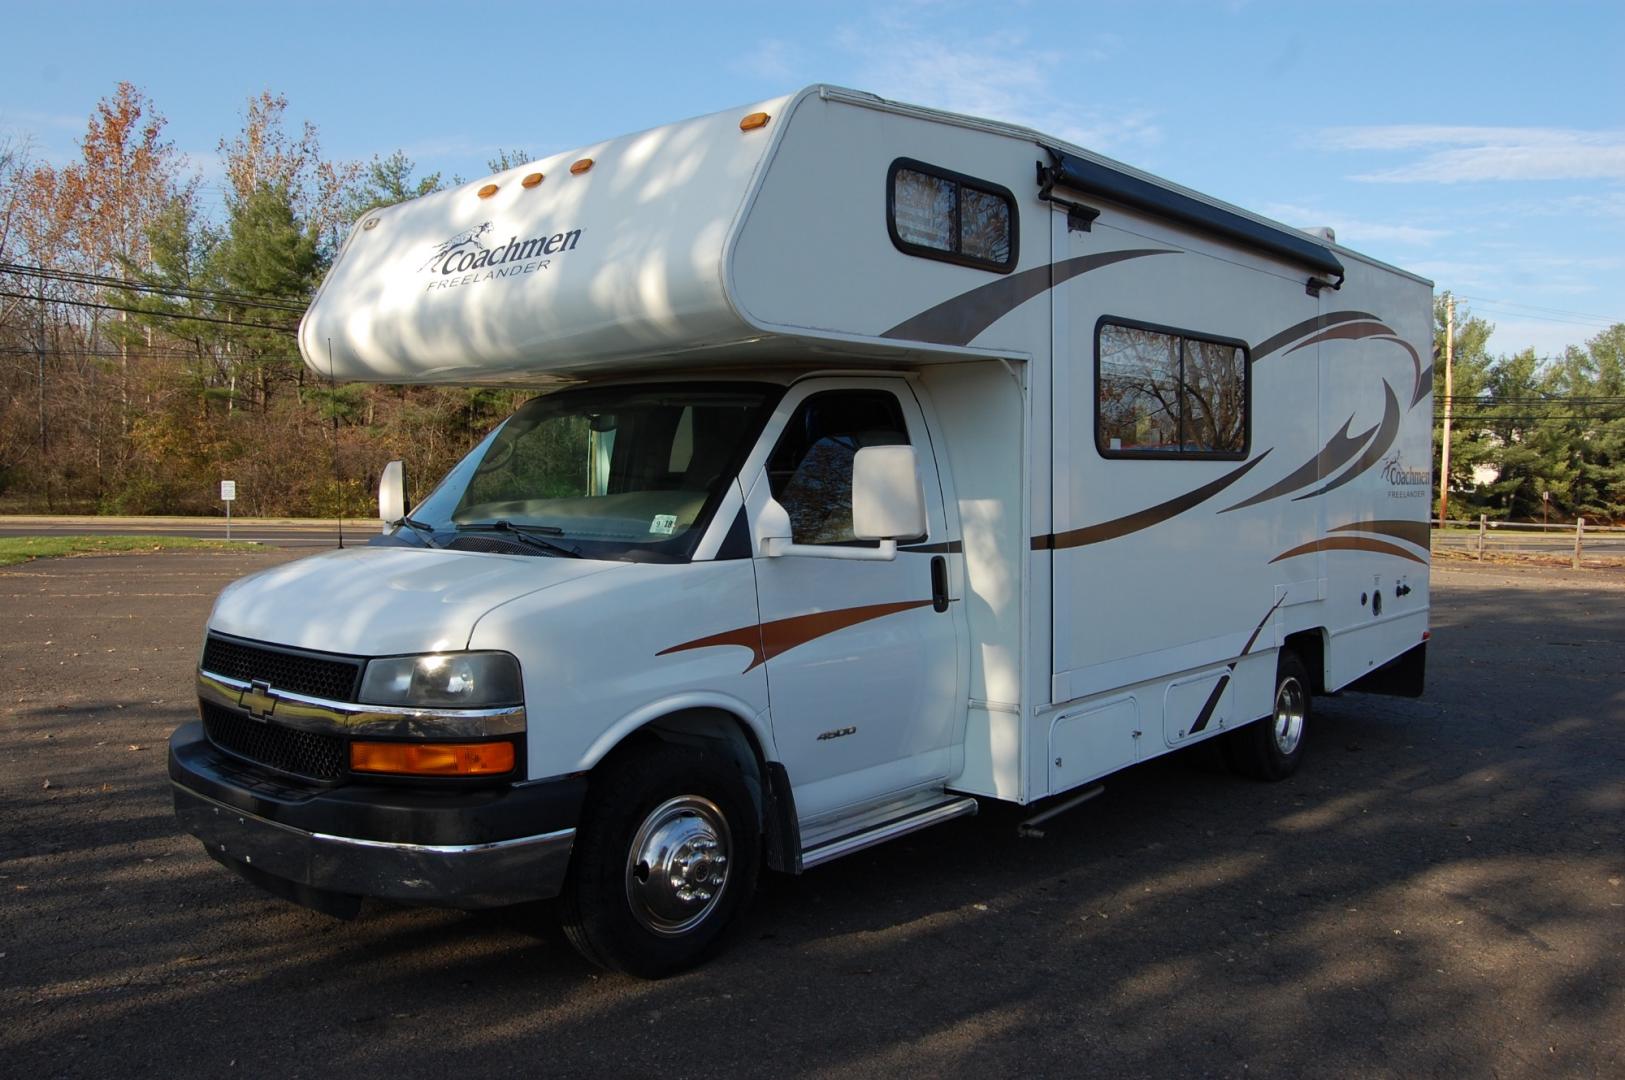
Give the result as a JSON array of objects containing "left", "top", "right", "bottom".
[{"left": 3, "top": 0, "right": 1622, "bottom": 358}]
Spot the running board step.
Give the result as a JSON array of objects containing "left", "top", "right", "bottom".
[{"left": 800, "top": 796, "right": 978, "bottom": 869}]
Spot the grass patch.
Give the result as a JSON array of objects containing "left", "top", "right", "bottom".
[{"left": 0, "top": 535, "right": 260, "bottom": 567}]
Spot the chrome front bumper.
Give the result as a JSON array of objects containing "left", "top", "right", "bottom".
[
  {"left": 168, "top": 720, "right": 586, "bottom": 912},
  {"left": 174, "top": 784, "right": 575, "bottom": 909}
]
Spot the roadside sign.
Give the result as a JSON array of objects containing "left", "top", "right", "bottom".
[{"left": 220, "top": 480, "right": 237, "bottom": 501}]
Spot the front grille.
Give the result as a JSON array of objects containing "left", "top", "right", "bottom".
[
  {"left": 201, "top": 701, "right": 346, "bottom": 782},
  {"left": 201, "top": 634, "right": 362, "bottom": 702}
]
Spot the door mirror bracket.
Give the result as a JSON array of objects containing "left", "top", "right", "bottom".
[{"left": 755, "top": 498, "right": 898, "bottom": 562}]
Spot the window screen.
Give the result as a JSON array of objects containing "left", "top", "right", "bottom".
[
  {"left": 888, "top": 159, "right": 1016, "bottom": 273},
  {"left": 1097, "top": 320, "right": 1248, "bottom": 458}
]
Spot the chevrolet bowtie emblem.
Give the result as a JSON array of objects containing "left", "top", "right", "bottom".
[{"left": 239, "top": 680, "right": 278, "bottom": 721}]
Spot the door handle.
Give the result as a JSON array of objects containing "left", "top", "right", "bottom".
[{"left": 930, "top": 555, "right": 950, "bottom": 613}]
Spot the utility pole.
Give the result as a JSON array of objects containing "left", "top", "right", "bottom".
[{"left": 1437, "top": 294, "right": 1455, "bottom": 526}]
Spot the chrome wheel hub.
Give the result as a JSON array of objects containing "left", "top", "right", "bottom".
[
  {"left": 1273, "top": 676, "right": 1306, "bottom": 756},
  {"left": 625, "top": 795, "right": 732, "bottom": 936}
]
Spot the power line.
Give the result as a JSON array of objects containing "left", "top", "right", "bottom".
[
  {"left": 1455, "top": 294, "right": 1625, "bottom": 327},
  {"left": 0, "top": 288, "right": 298, "bottom": 332},
  {"left": 0, "top": 261, "right": 310, "bottom": 314}
]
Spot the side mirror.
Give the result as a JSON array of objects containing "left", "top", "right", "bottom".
[
  {"left": 852, "top": 445, "right": 925, "bottom": 541},
  {"left": 755, "top": 496, "right": 897, "bottom": 562},
  {"left": 379, "top": 460, "right": 406, "bottom": 530}
]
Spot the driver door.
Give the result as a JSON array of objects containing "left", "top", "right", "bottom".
[{"left": 741, "top": 377, "right": 967, "bottom": 826}]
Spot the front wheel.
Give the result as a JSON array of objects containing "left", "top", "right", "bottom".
[
  {"left": 560, "top": 745, "right": 760, "bottom": 977},
  {"left": 1224, "top": 651, "right": 1311, "bottom": 781}
]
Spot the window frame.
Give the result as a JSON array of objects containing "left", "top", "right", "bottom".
[
  {"left": 765, "top": 387, "right": 928, "bottom": 548},
  {"left": 1093, "top": 315, "right": 1251, "bottom": 461},
  {"left": 886, "top": 157, "right": 1019, "bottom": 275}
]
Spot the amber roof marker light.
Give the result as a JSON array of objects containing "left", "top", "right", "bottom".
[
  {"left": 570, "top": 158, "right": 594, "bottom": 175},
  {"left": 477, "top": 183, "right": 499, "bottom": 199},
  {"left": 739, "top": 112, "right": 771, "bottom": 132},
  {"left": 521, "top": 172, "right": 544, "bottom": 188}
]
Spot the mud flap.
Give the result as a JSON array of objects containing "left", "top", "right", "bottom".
[{"left": 1345, "top": 641, "right": 1426, "bottom": 698}]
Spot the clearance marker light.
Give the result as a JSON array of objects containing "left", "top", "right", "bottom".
[
  {"left": 570, "top": 158, "right": 594, "bottom": 175},
  {"left": 350, "top": 740, "right": 516, "bottom": 777},
  {"left": 739, "top": 111, "right": 770, "bottom": 131},
  {"left": 477, "top": 183, "right": 499, "bottom": 199},
  {"left": 521, "top": 172, "right": 544, "bottom": 188}
]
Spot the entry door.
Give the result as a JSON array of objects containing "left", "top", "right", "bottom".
[{"left": 742, "top": 378, "right": 966, "bottom": 824}]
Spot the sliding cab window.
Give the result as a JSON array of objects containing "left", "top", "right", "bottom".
[
  {"left": 888, "top": 159, "right": 1017, "bottom": 273},
  {"left": 1096, "top": 320, "right": 1249, "bottom": 459}
]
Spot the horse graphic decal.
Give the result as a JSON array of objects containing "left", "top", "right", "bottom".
[{"left": 419, "top": 222, "right": 493, "bottom": 273}]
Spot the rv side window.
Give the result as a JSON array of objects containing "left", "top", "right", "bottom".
[
  {"left": 888, "top": 159, "right": 1017, "bottom": 273},
  {"left": 1096, "top": 320, "right": 1248, "bottom": 458}
]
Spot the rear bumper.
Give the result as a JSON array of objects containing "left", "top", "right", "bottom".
[{"left": 169, "top": 721, "right": 586, "bottom": 910}]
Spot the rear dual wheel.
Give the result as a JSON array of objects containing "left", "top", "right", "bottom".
[
  {"left": 1224, "top": 651, "right": 1311, "bottom": 781},
  {"left": 560, "top": 745, "right": 760, "bottom": 978}
]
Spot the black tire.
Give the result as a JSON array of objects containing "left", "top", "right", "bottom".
[
  {"left": 1224, "top": 651, "right": 1311, "bottom": 781},
  {"left": 559, "top": 744, "right": 760, "bottom": 977}
]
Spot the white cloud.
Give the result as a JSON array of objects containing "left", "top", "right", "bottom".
[
  {"left": 1258, "top": 201, "right": 1448, "bottom": 248},
  {"left": 835, "top": 20, "right": 1160, "bottom": 154},
  {"left": 1318, "top": 125, "right": 1625, "bottom": 183}
]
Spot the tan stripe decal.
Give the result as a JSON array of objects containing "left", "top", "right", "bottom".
[
  {"left": 1269, "top": 536, "right": 1428, "bottom": 565},
  {"left": 658, "top": 600, "right": 934, "bottom": 673},
  {"left": 1326, "top": 518, "right": 1431, "bottom": 549}
]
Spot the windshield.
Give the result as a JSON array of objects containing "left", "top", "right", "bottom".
[{"left": 406, "top": 383, "right": 778, "bottom": 562}]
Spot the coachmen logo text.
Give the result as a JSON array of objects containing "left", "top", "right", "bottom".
[
  {"left": 420, "top": 221, "right": 582, "bottom": 292},
  {"left": 1380, "top": 453, "right": 1430, "bottom": 499}
]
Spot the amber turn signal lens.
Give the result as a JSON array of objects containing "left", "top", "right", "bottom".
[
  {"left": 350, "top": 740, "right": 515, "bottom": 777},
  {"left": 739, "top": 112, "right": 770, "bottom": 131},
  {"left": 477, "top": 183, "right": 499, "bottom": 199},
  {"left": 569, "top": 158, "right": 594, "bottom": 174},
  {"left": 521, "top": 172, "right": 544, "bottom": 188}
]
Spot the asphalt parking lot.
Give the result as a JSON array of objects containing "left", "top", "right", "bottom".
[{"left": 1, "top": 551, "right": 1621, "bottom": 1078}]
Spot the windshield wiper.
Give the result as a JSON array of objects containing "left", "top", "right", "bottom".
[
  {"left": 396, "top": 515, "right": 441, "bottom": 547},
  {"left": 456, "top": 519, "right": 583, "bottom": 558}
]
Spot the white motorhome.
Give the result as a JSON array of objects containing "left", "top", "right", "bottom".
[{"left": 169, "top": 86, "right": 1433, "bottom": 976}]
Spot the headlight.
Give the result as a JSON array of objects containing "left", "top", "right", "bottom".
[{"left": 358, "top": 652, "right": 523, "bottom": 708}]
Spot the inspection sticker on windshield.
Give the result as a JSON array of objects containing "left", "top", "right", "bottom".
[{"left": 650, "top": 514, "right": 678, "bottom": 536}]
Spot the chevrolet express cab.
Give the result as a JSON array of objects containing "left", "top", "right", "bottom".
[{"left": 170, "top": 86, "right": 1433, "bottom": 976}]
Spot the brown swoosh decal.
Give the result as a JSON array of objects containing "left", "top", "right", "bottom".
[
  {"left": 1286, "top": 324, "right": 1424, "bottom": 409},
  {"left": 1256, "top": 314, "right": 1427, "bottom": 411},
  {"left": 1269, "top": 536, "right": 1428, "bottom": 565},
  {"left": 1284, "top": 321, "right": 1395, "bottom": 354},
  {"left": 1189, "top": 595, "right": 1289, "bottom": 734},
  {"left": 1292, "top": 382, "right": 1401, "bottom": 500},
  {"left": 1218, "top": 414, "right": 1379, "bottom": 513},
  {"left": 658, "top": 600, "right": 933, "bottom": 673},
  {"left": 1327, "top": 519, "right": 1431, "bottom": 549},
  {"left": 1035, "top": 451, "right": 1272, "bottom": 550},
  {"left": 1252, "top": 311, "right": 1377, "bottom": 362},
  {"left": 1374, "top": 336, "right": 1429, "bottom": 407},
  {"left": 882, "top": 249, "right": 1175, "bottom": 346}
]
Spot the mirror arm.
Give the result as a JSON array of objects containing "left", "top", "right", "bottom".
[{"left": 760, "top": 538, "right": 898, "bottom": 562}]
